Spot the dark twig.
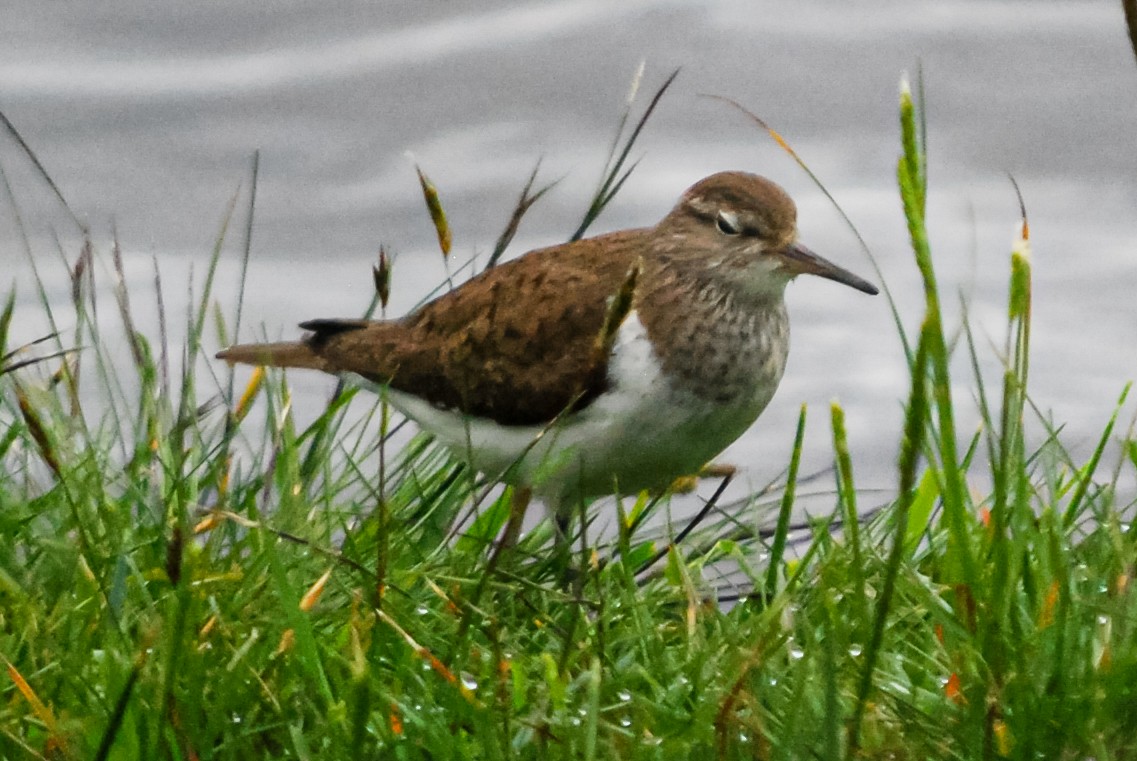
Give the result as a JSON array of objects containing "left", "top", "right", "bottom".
[{"left": 636, "top": 472, "right": 734, "bottom": 575}]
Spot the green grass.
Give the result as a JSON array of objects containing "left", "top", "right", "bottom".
[{"left": 3, "top": 74, "right": 1137, "bottom": 760}]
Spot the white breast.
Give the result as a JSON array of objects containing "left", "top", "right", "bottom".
[{"left": 353, "top": 310, "right": 780, "bottom": 503}]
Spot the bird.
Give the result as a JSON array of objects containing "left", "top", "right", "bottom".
[{"left": 217, "top": 171, "right": 877, "bottom": 538}]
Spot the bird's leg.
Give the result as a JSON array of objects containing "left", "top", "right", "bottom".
[
  {"left": 551, "top": 499, "right": 571, "bottom": 549},
  {"left": 500, "top": 485, "right": 532, "bottom": 550},
  {"left": 546, "top": 495, "right": 580, "bottom": 580},
  {"left": 482, "top": 486, "right": 532, "bottom": 577}
]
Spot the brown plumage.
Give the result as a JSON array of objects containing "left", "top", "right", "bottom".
[
  {"left": 218, "top": 229, "right": 647, "bottom": 425},
  {"left": 217, "top": 171, "right": 878, "bottom": 447}
]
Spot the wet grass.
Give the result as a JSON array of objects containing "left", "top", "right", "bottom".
[{"left": 2, "top": 74, "right": 1136, "bottom": 760}]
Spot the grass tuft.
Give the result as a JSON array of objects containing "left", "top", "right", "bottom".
[{"left": 2, "top": 70, "right": 1135, "bottom": 759}]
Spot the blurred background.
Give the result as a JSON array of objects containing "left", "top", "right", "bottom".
[{"left": 2, "top": 0, "right": 1135, "bottom": 509}]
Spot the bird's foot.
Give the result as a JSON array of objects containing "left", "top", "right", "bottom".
[{"left": 668, "top": 462, "right": 738, "bottom": 493}]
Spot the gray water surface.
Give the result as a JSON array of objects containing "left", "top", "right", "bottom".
[{"left": 3, "top": 0, "right": 1135, "bottom": 510}]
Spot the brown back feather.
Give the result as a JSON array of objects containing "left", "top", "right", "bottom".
[{"left": 306, "top": 230, "right": 645, "bottom": 426}]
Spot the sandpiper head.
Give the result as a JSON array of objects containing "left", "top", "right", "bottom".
[{"left": 658, "top": 171, "right": 878, "bottom": 296}]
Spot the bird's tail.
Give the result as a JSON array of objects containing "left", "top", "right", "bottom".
[{"left": 215, "top": 342, "right": 327, "bottom": 371}]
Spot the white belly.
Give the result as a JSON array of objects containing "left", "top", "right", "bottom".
[{"left": 354, "top": 311, "right": 784, "bottom": 502}]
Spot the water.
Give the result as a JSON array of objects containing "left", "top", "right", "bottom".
[{"left": 2, "top": 0, "right": 1135, "bottom": 511}]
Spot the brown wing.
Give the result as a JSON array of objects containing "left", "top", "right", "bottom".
[{"left": 303, "top": 229, "right": 647, "bottom": 426}]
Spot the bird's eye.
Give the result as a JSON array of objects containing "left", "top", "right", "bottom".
[{"left": 716, "top": 211, "right": 741, "bottom": 236}]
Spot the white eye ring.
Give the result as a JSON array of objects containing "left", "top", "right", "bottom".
[{"left": 716, "top": 210, "right": 741, "bottom": 235}]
